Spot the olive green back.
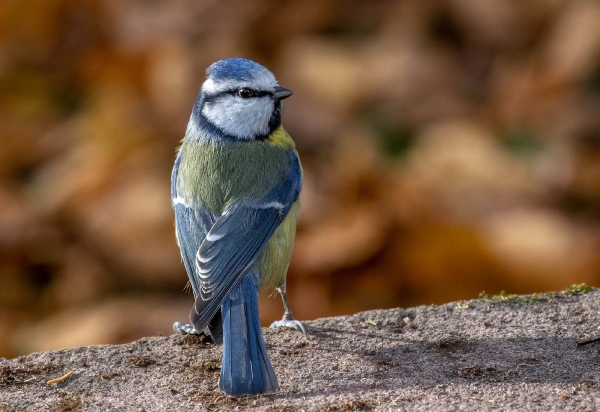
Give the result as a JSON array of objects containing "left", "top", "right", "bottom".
[{"left": 177, "top": 135, "right": 294, "bottom": 214}]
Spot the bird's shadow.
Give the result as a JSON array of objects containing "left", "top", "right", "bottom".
[{"left": 264, "top": 323, "right": 600, "bottom": 401}]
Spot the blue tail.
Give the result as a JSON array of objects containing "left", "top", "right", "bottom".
[{"left": 219, "top": 268, "right": 278, "bottom": 395}]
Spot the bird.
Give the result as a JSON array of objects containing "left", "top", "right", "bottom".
[{"left": 170, "top": 58, "right": 305, "bottom": 396}]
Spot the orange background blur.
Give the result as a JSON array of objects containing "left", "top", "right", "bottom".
[{"left": 1, "top": 0, "right": 599, "bottom": 358}]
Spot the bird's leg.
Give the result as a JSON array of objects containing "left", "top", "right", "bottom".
[
  {"left": 269, "top": 286, "right": 306, "bottom": 334},
  {"left": 173, "top": 321, "right": 201, "bottom": 335}
]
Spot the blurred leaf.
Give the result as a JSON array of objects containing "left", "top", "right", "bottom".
[
  {"left": 430, "top": 7, "right": 464, "bottom": 50},
  {"left": 502, "top": 129, "right": 544, "bottom": 158},
  {"left": 584, "top": 64, "right": 600, "bottom": 96},
  {"left": 559, "top": 191, "right": 600, "bottom": 219},
  {"left": 362, "top": 108, "right": 415, "bottom": 158}
]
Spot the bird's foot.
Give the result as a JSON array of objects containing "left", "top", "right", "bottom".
[
  {"left": 173, "top": 322, "right": 200, "bottom": 335},
  {"left": 269, "top": 318, "right": 307, "bottom": 334}
]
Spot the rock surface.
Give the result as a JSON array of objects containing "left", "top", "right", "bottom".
[{"left": 1, "top": 290, "right": 600, "bottom": 411}]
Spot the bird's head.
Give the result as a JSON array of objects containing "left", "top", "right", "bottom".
[{"left": 190, "top": 58, "right": 293, "bottom": 142}]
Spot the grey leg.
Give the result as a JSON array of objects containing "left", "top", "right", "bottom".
[{"left": 269, "top": 286, "right": 306, "bottom": 334}]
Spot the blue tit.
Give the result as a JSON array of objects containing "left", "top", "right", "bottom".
[{"left": 171, "top": 58, "right": 305, "bottom": 396}]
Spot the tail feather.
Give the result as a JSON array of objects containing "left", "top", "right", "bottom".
[{"left": 219, "top": 269, "right": 278, "bottom": 395}]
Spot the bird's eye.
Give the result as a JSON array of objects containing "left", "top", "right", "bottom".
[{"left": 238, "top": 88, "right": 255, "bottom": 99}]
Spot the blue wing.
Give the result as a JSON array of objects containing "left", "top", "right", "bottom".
[
  {"left": 172, "top": 150, "right": 217, "bottom": 297},
  {"left": 190, "top": 150, "right": 302, "bottom": 331}
]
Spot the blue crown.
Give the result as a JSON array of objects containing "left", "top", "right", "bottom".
[{"left": 206, "top": 58, "right": 268, "bottom": 82}]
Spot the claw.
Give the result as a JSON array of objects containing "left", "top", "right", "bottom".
[
  {"left": 270, "top": 319, "right": 307, "bottom": 335},
  {"left": 173, "top": 322, "right": 200, "bottom": 335},
  {"left": 271, "top": 287, "right": 306, "bottom": 334}
]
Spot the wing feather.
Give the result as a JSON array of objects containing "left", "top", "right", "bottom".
[
  {"left": 172, "top": 150, "right": 217, "bottom": 297},
  {"left": 190, "top": 151, "right": 302, "bottom": 331}
]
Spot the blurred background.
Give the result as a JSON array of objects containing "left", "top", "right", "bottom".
[{"left": 1, "top": 0, "right": 600, "bottom": 358}]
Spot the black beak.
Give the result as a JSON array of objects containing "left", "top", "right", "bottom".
[{"left": 273, "top": 86, "right": 293, "bottom": 101}]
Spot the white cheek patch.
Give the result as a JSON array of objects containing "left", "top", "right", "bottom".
[
  {"left": 197, "top": 66, "right": 280, "bottom": 140},
  {"left": 202, "top": 95, "right": 274, "bottom": 140}
]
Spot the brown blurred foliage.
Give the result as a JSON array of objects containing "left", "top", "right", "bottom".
[{"left": 1, "top": 0, "right": 600, "bottom": 358}]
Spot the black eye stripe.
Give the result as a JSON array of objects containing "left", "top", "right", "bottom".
[
  {"left": 254, "top": 90, "right": 272, "bottom": 98},
  {"left": 234, "top": 88, "right": 272, "bottom": 98},
  {"left": 201, "top": 88, "right": 273, "bottom": 105}
]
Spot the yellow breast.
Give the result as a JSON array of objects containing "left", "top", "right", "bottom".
[{"left": 255, "top": 201, "right": 300, "bottom": 289}]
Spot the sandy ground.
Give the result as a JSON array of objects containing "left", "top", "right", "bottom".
[{"left": 1, "top": 289, "right": 599, "bottom": 411}]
